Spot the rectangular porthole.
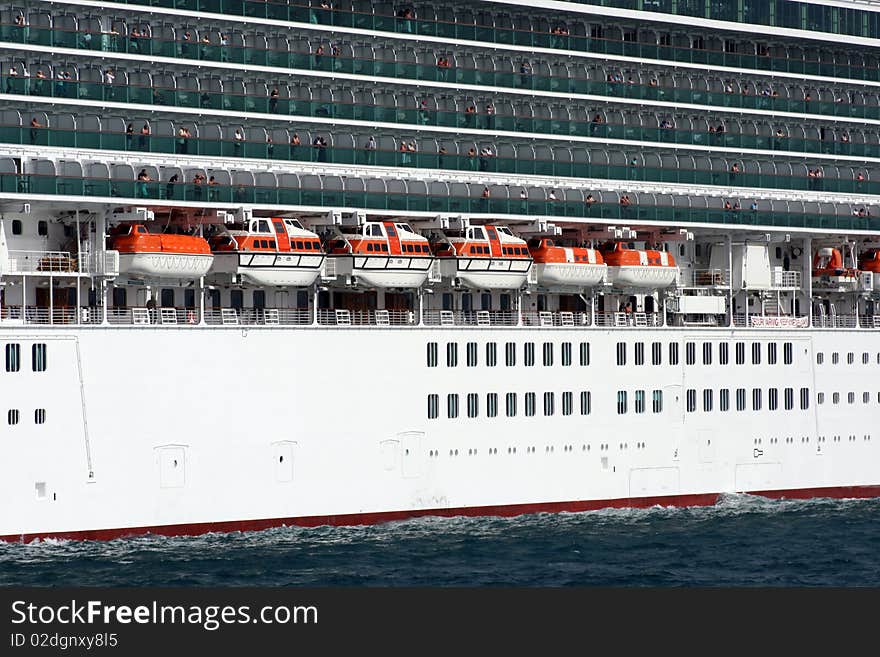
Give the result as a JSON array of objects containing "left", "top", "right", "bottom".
[
  {"left": 427, "top": 394, "right": 439, "bottom": 419},
  {"left": 32, "top": 343, "right": 47, "bottom": 372},
  {"left": 5, "top": 343, "right": 20, "bottom": 372},
  {"left": 426, "top": 342, "right": 438, "bottom": 367},
  {"left": 8, "top": 409, "right": 19, "bottom": 425},
  {"left": 34, "top": 408, "right": 46, "bottom": 424}
]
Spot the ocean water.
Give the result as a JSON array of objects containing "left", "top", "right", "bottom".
[{"left": 2, "top": 495, "right": 879, "bottom": 587}]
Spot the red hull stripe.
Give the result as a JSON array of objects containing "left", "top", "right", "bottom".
[{"left": 3, "top": 484, "right": 879, "bottom": 543}]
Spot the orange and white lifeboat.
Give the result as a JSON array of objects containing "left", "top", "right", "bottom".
[
  {"left": 327, "top": 221, "right": 433, "bottom": 288},
  {"left": 528, "top": 238, "right": 606, "bottom": 288},
  {"left": 812, "top": 247, "right": 860, "bottom": 290},
  {"left": 109, "top": 223, "right": 213, "bottom": 278},
  {"left": 601, "top": 242, "right": 678, "bottom": 288},
  {"left": 209, "top": 217, "right": 324, "bottom": 286},
  {"left": 435, "top": 225, "right": 532, "bottom": 290},
  {"left": 859, "top": 249, "right": 880, "bottom": 291}
]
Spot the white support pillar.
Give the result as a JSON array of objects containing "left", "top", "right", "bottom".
[
  {"left": 804, "top": 237, "right": 812, "bottom": 328},
  {"left": 96, "top": 210, "right": 109, "bottom": 325},
  {"left": 727, "top": 234, "right": 734, "bottom": 328},
  {"left": 198, "top": 277, "right": 206, "bottom": 326}
]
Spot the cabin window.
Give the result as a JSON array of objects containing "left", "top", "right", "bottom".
[
  {"left": 635, "top": 390, "right": 645, "bottom": 414},
  {"left": 446, "top": 342, "right": 458, "bottom": 367},
  {"left": 525, "top": 392, "right": 536, "bottom": 417},
  {"left": 505, "top": 342, "right": 516, "bottom": 367},
  {"left": 616, "top": 342, "right": 627, "bottom": 366},
  {"left": 652, "top": 342, "right": 662, "bottom": 365},
  {"left": 635, "top": 342, "right": 644, "bottom": 366},
  {"left": 467, "top": 342, "right": 478, "bottom": 367},
  {"left": 209, "top": 289, "right": 221, "bottom": 309},
  {"left": 668, "top": 342, "right": 679, "bottom": 365},
  {"left": 427, "top": 394, "right": 439, "bottom": 419},
  {"left": 184, "top": 289, "right": 196, "bottom": 308},
  {"left": 768, "top": 343, "right": 777, "bottom": 365},
  {"left": 543, "top": 392, "right": 555, "bottom": 416},
  {"left": 32, "top": 343, "right": 47, "bottom": 372},
  {"left": 702, "top": 342, "right": 712, "bottom": 365},
  {"left": 447, "top": 394, "right": 459, "bottom": 419},
  {"left": 736, "top": 342, "right": 745, "bottom": 365},
  {"left": 253, "top": 290, "right": 266, "bottom": 309},
  {"left": 8, "top": 409, "right": 19, "bottom": 425},
  {"left": 685, "top": 342, "right": 695, "bottom": 365},
  {"left": 719, "top": 343, "right": 729, "bottom": 365},
  {"left": 580, "top": 342, "right": 590, "bottom": 366},
  {"left": 752, "top": 343, "right": 761, "bottom": 365},
  {"left": 486, "top": 342, "right": 497, "bottom": 367},
  {"left": 34, "top": 408, "right": 46, "bottom": 425},
  {"left": 6, "top": 343, "right": 21, "bottom": 372},
  {"left": 801, "top": 388, "right": 810, "bottom": 410},
  {"left": 752, "top": 388, "right": 762, "bottom": 411},
  {"left": 367, "top": 243, "right": 374, "bottom": 252},
  {"left": 561, "top": 342, "right": 572, "bottom": 366},
  {"left": 268, "top": 240, "right": 276, "bottom": 248},
  {"left": 818, "top": 392, "right": 825, "bottom": 405},
  {"left": 562, "top": 392, "right": 573, "bottom": 416},
  {"left": 12, "top": 220, "right": 22, "bottom": 235},
  {"left": 618, "top": 391, "right": 628, "bottom": 415},
  {"left": 686, "top": 389, "right": 696, "bottom": 413},
  {"left": 230, "top": 290, "right": 243, "bottom": 310},
  {"left": 848, "top": 392, "right": 855, "bottom": 404},
  {"left": 703, "top": 389, "right": 713, "bottom": 412},
  {"left": 580, "top": 391, "right": 592, "bottom": 415},
  {"left": 487, "top": 393, "right": 498, "bottom": 418},
  {"left": 768, "top": 388, "right": 778, "bottom": 411},
  {"left": 863, "top": 352, "right": 869, "bottom": 365},
  {"left": 506, "top": 393, "right": 517, "bottom": 417},
  {"left": 832, "top": 352, "right": 839, "bottom": 364},
  {"left": 137, "top": 226, "right": 147, "bottom": 234},
  {"left": 467, "top": 393, "right": 479, "bottom": 418},
  {"left": 543, "top": 342, "right": 553, "bottom": 367},
  {"left": 257, "top": 220, "right": 271, "bottom": 233},
  {"left": 784, "top": 388, "right": 794, "bottom": 410},
  {"left": 817, "top": 352, "right": 824, "bottom": 365},
  {"left": 480, "top": 294, "right": 491, "bottom": 311},
  {"left": 832, "top": 392, "right": 840, "bottom": 405},
  {"left": 720, "top": 389, "right": 730, "bottom": 412},
  {"left": 37, "top": 220, "right": 48, "bottom": 236},
  {"left": 652, "top": 390, "right": 663, "bottom": 413},
  {"left": 847, "top": 352, "right": 855, "bottom": 365},
  {"left": 427, "top": 342, "right": 438, "bottom": 367},
  {"left": 784, "top": 343, "right": 794, "bottom": 365},
  {"left": 160, "top": 289, "right": 174, "bottom": 307},
  {"left": 524, "top": 342, "right": 535, "bottom": 366}
]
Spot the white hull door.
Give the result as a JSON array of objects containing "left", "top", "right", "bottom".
[
  {"left": 536, "top": 263, "right": 607, "bottom": 287},
  {"left": 333, "top": 255, "right": 433, "bottom": 288},
  {"left": 210, "top": 253, "right": 324, "bottom": 287},
  {"left": 608, "top": 266, "right": 679, "bottom": 288},
  {"left": 118, "top": 253, "right": 214, "bottom": 279},
  {"left": 443, "top": 257, "right": 532, "bottom": 290}
]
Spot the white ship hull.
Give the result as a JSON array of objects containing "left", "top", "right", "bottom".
[
  {"left": 210, "top": 253, "right": 324, "bottom": 287},
  {"left": 608, "top": 266, "right": 679, "bottom": 288},
  {"left": 535, "top": 263, "right": 607, "bottom": 287},
  {"left": 0, "top": 325, "right": 877, "bottom": 541},
  {"left": 331, "top": 255, "right": 433, "bottom": 288},
  {"left": 118, "top": 253, "right": 214, "bottom": 279}
]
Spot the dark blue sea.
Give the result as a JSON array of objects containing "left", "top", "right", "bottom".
[{"left": 2, "top": 495, "right": 879, "bottom": 586}]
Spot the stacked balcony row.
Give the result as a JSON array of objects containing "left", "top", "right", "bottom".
[
  {"left": 1, "top": 156, "right": 876, "bottom": 232},
  {"left": 23, "top": 0, "right": 880, "bottom": 81}
]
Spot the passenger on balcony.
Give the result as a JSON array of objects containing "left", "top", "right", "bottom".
[
  {"left": 314, "top": 44, "right": 325, "bottom": 68},
  {"left": 266, "top": 135, "right": 274, "bottom": 158},
  {"left": 437, "top": 145, "right": 447, "bottom": 168},
  {"left": 364, "top": 135, "right": 377, "bottom": 165},
  {"left": 485, "top": 103, "right": 495, "bottom": 130},
  {"left": 5, "top": 66, "right": 17, "bottom": 94},
  {"left": 139, "top": 123, "right": 150, "bottom": 150},
  {"left": 467, "top": 146, "right": 477, "bottom": 170},
  {"left": 29, "top": 117, "right": 42, "bottom": 145},
  {"left": 331, "top": 44, "right": 341, "bottom": 71},
  {"left": 464, "top": 104, "right": 476, "bottom": 128},
  {"left": 176, "top": 126, "right": 191, "bottom": 154},
  {"left": 585, "top": 193, "right": 596, "bottom": 205},
  {"left": 166, "top": 174, "right": 179, "bottom": 200},
  {"left": 129, "top": 27, "right": 141, "bottom": 54},
  {"left": 207, "top": 176, "right": 219, "bottom": 201},
  {"left": 125, "top": 123, "right": 133, "bottom": 149},
  {"left": 57, "top": 70, "right": 71, "bottom": 98},
  {"left": 418, "top": 99, "right": 430, "bottom": 125},
  {"left": 219, "top": 33, "right": 229, "bottom": 62},
  {"left": 181, "top": 31, "right": 192, "bottom": 57},
  {"left": 137, "top": 169, "right": 152, "bottom": 198},
  {"left": 291, "top": 132, "right": 301, "bottom": 151},
  {"left": 519, "top": 61, "right": 532, "bottom": 87},
  {"left": 233, "top": 128, "right": 244, "bottom": 156},
  {"left": 519, "top": 188, "right": 528, "bottom": 212},
  {"left": 313, "top": 135, "right": 328, "bottom": 162},
  {"left": 200, "top": 34, "right": 211, "bottom": 60},
  {"left": 548, "top": 190, "right": 558, "bottom": 202},
  {"left": 269, "top": 87, "right": 279, "bottom": 113}
]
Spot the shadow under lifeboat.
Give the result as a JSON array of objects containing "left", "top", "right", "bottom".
[
  {"left": 812, "top": 247, "right": 860, "bottom": 290},
  {"left": 858, "top": 249, "right": 880, "bottom": 291},
  {"left": 528, "top": 238, "right": 607, "bottom": 287},
  {"left": 434, "top": 225, "right": 531, "bottom": 290},
  {"left": 209, "top": 217, "right": 324, "bottom": 286},
  {"left": 601, "top": 242, "right": 678, "bottom": 288},
  {"left": 326, "top": 221, "right": 433, "bottom": 288},
  {"left": 109, "top": 223, "right": 213, "bottom": 278}
]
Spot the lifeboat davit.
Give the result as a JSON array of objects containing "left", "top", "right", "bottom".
[
  {"left": 109, "top": 223, "right": 213, "bottom": 278},
  {"left": 327, "top": 221, "right": 433, "bottom": 288},
  {"left": 601, "top": 242, "right": 678, "bottom": 288},
  {"left": 435, "top": 225, "right": 532, "bottom": 290},
  {"left": 812, "top": 247, "right": 860, "bottom": 290},
  {"left": 528, "top": 238, "right": 607, "bottom": 288},
  {"left": 209, "top": 217, "right": 324, "bottom": 286}
]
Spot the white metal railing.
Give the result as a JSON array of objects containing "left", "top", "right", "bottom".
[
  {"left": 521, "top": 311, "right": 591, "bottom": 327},
  {"left": 771, "top": 270, "right": 802, "bottom": 288},
  {"left": 6, "top": 250, "right": 77, "bottom": 274},
  {"left": 316, "top": 309, "right": 416, "bottom": 326},
  {"left": 684, "top": 268, "right": 730, "bottom": 287},
  {"left": 812, "top": 314, "right": 858, "bottom": 328},
  {"left": 594, "top": 312, "right": 663, "bottom": 327},
  {"left": 89, "top": 250, "right": 120, "bottom": 277},
  {"left": 204, "top": 308, "right": 312, "bottom": 326},
  {"left": 422, "top": 310, "right": 518, "bottom": 326}
]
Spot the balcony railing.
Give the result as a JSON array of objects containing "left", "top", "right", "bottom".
[
  {"left": 771, "top": 270, "right": 802, "bottom": 288},
  {"left": 682, "top": 268, "right": 730, "bottom": 287},
  {"left": 594, "top": 311, "right": 663, "bottom": 327}
]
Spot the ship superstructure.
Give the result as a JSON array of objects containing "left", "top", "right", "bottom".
[{"left": 0, "top": 0, "right": 878, "bottom": 540}]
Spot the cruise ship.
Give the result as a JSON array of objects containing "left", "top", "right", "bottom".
[{"left": 0, "top": 0, "right": 879, "bottom": 541}]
